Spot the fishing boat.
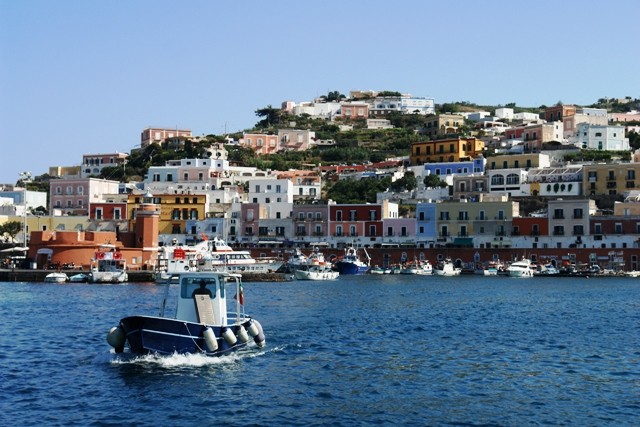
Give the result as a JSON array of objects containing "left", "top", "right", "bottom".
[
  {"left": 158, "top": 236, "right": 282, "bottom": 275},
  {"left": 433, "top": 258, "right": 461, "bottom": 276},
  {"left": 400, "top": 259, "right": 433, "bottom": 275},
  {"left": 474, "top": 260, "right": 503, "bottom": 276},
  {"left": 506, "top": 257, "right": 535, "bottom": 278},
  {"left": 332, "top": 246, "right": 370, "bottom": 275},
  {"left": 294, "top": 265, "right": 339, "bottom": 280},
  {"left": 90, "top": 244, "right": 128, "bottom": 283},
  {"left": 44, "top": 272, "right": 68, "bottom": 283},
  {"left": 534, "top": 263, "right": 560, "bottom": 276},
  {"left": 107, "top": 271, "right": 266, "bottom": 356},
  {"left": 291, "top": 247, "right": 339, "bottom": 280}
]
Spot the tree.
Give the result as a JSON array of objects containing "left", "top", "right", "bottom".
[
  {"left": 255, "top": 105, "right": 282, "bottom": 128},
  {"left": 320, "top": 90, "right": 345, "bottom": 102},
  {"left": 424, "top": 174, "right": 448, "bottom": 188},
  {"left": 0, "top": 221, "right": 23, "bottom": 243}
]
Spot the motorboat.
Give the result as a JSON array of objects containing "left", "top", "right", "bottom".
[
  {"left": 107, "top": 271, "right": 266, "bottom": 357},
  {"left": 156, "top": 245, "right": 201, "bottom": 284},
  {"left": 534, "top": 264, "right": 560, "bottom": 276},
  {"left": 69, "top": 273, "right": 90, "bottom": 283},
  {"left": 474, "top": 261, "right": 503, "bottom": 276},
  {"left": 332, "top": 246, "right": 370, "bottom": 275},
  {"left": 433, "top": 258, "right": 461, "bottom": 276},
  {"left": 44, "top": 272, "right": 68, "bottom": 283},
  {"left": 91, "top": 244, "right": 128, "bottom": 283},
  {"left": 400, "top": 260, "right": 433, "bottom": 275},
  {"left": 294, "top": 265, "right": 339, "bottom": 280},
  {"left": 158, "top": 236, "right": 282, "bottom": 275},
  {"left": 291, "top": 247, "right": 339, "bottom": 280},
  {"left": 506, "top": 257, "right": 535, "bottom": 278}
]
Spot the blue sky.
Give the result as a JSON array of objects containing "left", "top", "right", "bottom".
[{"left": 1, "top": 0, "right": 638, "bottom": 184}]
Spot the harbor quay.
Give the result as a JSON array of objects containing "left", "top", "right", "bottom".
[{"left": 249, "top": 246, "right": 639, "bottom": 272}]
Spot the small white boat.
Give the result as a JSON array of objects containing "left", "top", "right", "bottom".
[
  {"left": 69, "top": 273, "right": 90, "bottom": 283},
  {"left": 400, "top": 260, "right": 433, "bottom": 275},
  {"left": 91, "top": 244, "right": 128, "bottom": 283},
  {"left": 433, "top": 259, "right": 461, "bottom": 276},
  {"left": 294, "top": 265, "right": 339, "bottom": 281},
  {"left": 506, "top": 258, "right": 535, "bottom": 278},
  {"left": 292, "top": 247, "right": 339, "bottom": 280},
  {"left": 44, "top": 272, "right": 68, "bottom": 283}
]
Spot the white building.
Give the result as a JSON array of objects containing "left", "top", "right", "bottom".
[
  {"left": 246, "top": 178, "right": 293, "bottom": 220},
  {"left": 576, "top": 123, "right": 630, "bottom": 151},
  {"left": 495, "top": 108, "right": 514, "bottom": 120},
  {"left": 369, "top": 95, "right": 435, "bottom": 116}
]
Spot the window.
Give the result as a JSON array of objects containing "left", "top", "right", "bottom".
[
  {"left": 553, "top": 208, "right": 564, "bottom": 219},
  {"left": 114, "top": 208, "right": 121, "bottom": 220},
  {"left": 95, "top": 208, "right": 103, "bottom": 220}
]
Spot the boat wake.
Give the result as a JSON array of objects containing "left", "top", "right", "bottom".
[{"left": 103, "top": 344, "right": 277, "bottom": 367}]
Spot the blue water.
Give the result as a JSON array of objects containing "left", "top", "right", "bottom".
[{"left": 1, "top": 275, "right": 639, "bottom": 426}]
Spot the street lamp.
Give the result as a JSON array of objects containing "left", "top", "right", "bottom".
[{"left": 18, "top": 171, "right": 32, "bottom": 247}]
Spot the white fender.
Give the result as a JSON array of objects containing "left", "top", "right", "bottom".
[
  {"left": 252, "top": 319, "right": 266, "bottom": 348},
  {"left": 221, "top": 327, "right": 237, "bottom": 346},
  {"left": 106, "top": 326, "right": 125, "bottom": 353},
  {"left": 237, "top": 324, "right": 249, "bottom": 343},
  {"left": 203, "top": 326, "right": 218, "bottom": 352},
  {"left": 246, "top": 320, "right": 260, "bottom": 337}
]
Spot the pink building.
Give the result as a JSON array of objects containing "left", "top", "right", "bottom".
[
  {"left": 50, "top": 178, "right": 120, "bottom": 216},
  {"left": 82, "top": 152, "right": 128, "bottom": 178},
  {"left": 240, "top": 133, "right": 280, "bottom": 155},
  {"left": 340, "top": 102, "right": 369, "bottom": 120},
  {"left": 141, "top": 127, "right": 192, "bottom": 148}
]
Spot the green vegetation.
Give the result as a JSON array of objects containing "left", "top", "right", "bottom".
[
  {"left": 0, "top": 221, "right": 22, "bottom": 242},
  {"left": 563, "top": 150, "right": 631, "bottom": 162}
]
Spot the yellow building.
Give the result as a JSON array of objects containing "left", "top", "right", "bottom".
[
  {"left": 435, "top": 197, "right": 519, "bottom": 248},
  {"left": 485, "top": 153, "right": 550, "bottom": 170},
  {"left": 423, "top": 114, "right": 464, "bottom": 139},
  {"left": 127, "top": 192, "right": 207, "bottom": 235},
  {"left": 583, "top": 163, "right": 640, "bottom": 196},
  {"left": 410, "top": 137, "right": 484, "bottom": 165}
]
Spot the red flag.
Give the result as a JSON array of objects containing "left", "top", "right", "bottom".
[{"left": 234, "top": 283, "right": 244, "bottom": 305}]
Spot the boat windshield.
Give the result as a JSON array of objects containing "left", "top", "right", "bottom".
[{"left": 180, "top": 277, "right": 222, "bottom": 299}]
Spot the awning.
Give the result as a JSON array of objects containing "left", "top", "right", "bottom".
[{"left": 453, "top": 238, "right": 473, "bottom": 247}]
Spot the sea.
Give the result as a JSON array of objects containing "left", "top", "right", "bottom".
[{"left": 1, "top": 274, "right": 638, "bottom": 427}]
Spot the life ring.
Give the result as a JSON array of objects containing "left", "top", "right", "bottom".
[
  {"left": 196, "top": 253, "right": 203, "bottom": 260},
  {"left": 113, "top": 252, "right": 122, "bottom": 260}
]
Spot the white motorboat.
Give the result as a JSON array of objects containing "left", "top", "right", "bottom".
[
  {"left": 433, "top": 258, "right": 461, "bottom": 276},
  {"left": 158, "top": 236, "right": 282, "bottom": 275},
  {"left": 506, "top": 258, "right": 535, "bottom": 278},
  {"left": 44, "top": 272, "right": 68, "bottom": 283},
  {"left": 294, "top": 265, "right": 339, "bottom": 281},
  {"left": 400, "top": 260, "right": 433, "bottom": 275},
  {"left": 90, "top": 245, "right": 128, "bottom": 283},
  {"left": 291, "top": 247, "right": 339, "bottom": 280}
]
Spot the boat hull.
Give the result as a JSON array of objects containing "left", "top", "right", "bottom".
[
  {"left": 293, "top": 268, "right": 339, "bottom": 281},
  {"left": 119, "top": 315, "right": 249, "bottom": 356},
  {"left": 333, "top": 261, "right": 369, "bottom": 275}
]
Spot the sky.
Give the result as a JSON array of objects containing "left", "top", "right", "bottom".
[{"left": 1, "top": 0, "right": 639, "bottom": 184}]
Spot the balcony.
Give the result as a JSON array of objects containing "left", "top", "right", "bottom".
[
  {"left": 553, "top": 230, "right": 565, "bottom": 236},
  {"left": 553, "top": 215, "right": 565, "bottom": 219},
  {"left": 606, "top": 182, "right": 616, "bottom": 189},
  {"left": 573, "top": 214, "right": 583, "bottom": 219},
  {"left": 495, "top": 231, "right": 506, "bottom": 236},
  {"left": 530, "top": 231, "right": 540, "bottom": 236}
]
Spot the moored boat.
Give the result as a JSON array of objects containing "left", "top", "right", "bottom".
[
  {"left": 107, "top": 271, "right": 265, "bottom": 356},
  {"left": 91, "top": 244, "right": 128, "bottom": 283},
  {"left": 44, "top": 272, "right": 68, "bottom": 283},
  {"left": 159, "top": 236, "right": 282, "bottom": 275},
  {"left": 433, "top": 258, "right": 461, "bottom": 276},
  {"left": 400, "top": 260, "right": 433, "bottom": 275},
  {"left": 332, "top": 246, "right": 370, "bottom": 275},
  {"left": 506, "top": 257, "right": 535, "bottom": 278},
  {"left": 294, "top": 265, "right": 339, "bottom": 280}
]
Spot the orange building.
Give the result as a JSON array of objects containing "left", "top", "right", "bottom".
[{"left": 27, "top": 200, "right": 160, "bottom": 270}]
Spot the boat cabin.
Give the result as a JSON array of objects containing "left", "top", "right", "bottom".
[{"left": 166, "top": 273, "right": 242, "bottom": 327}]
